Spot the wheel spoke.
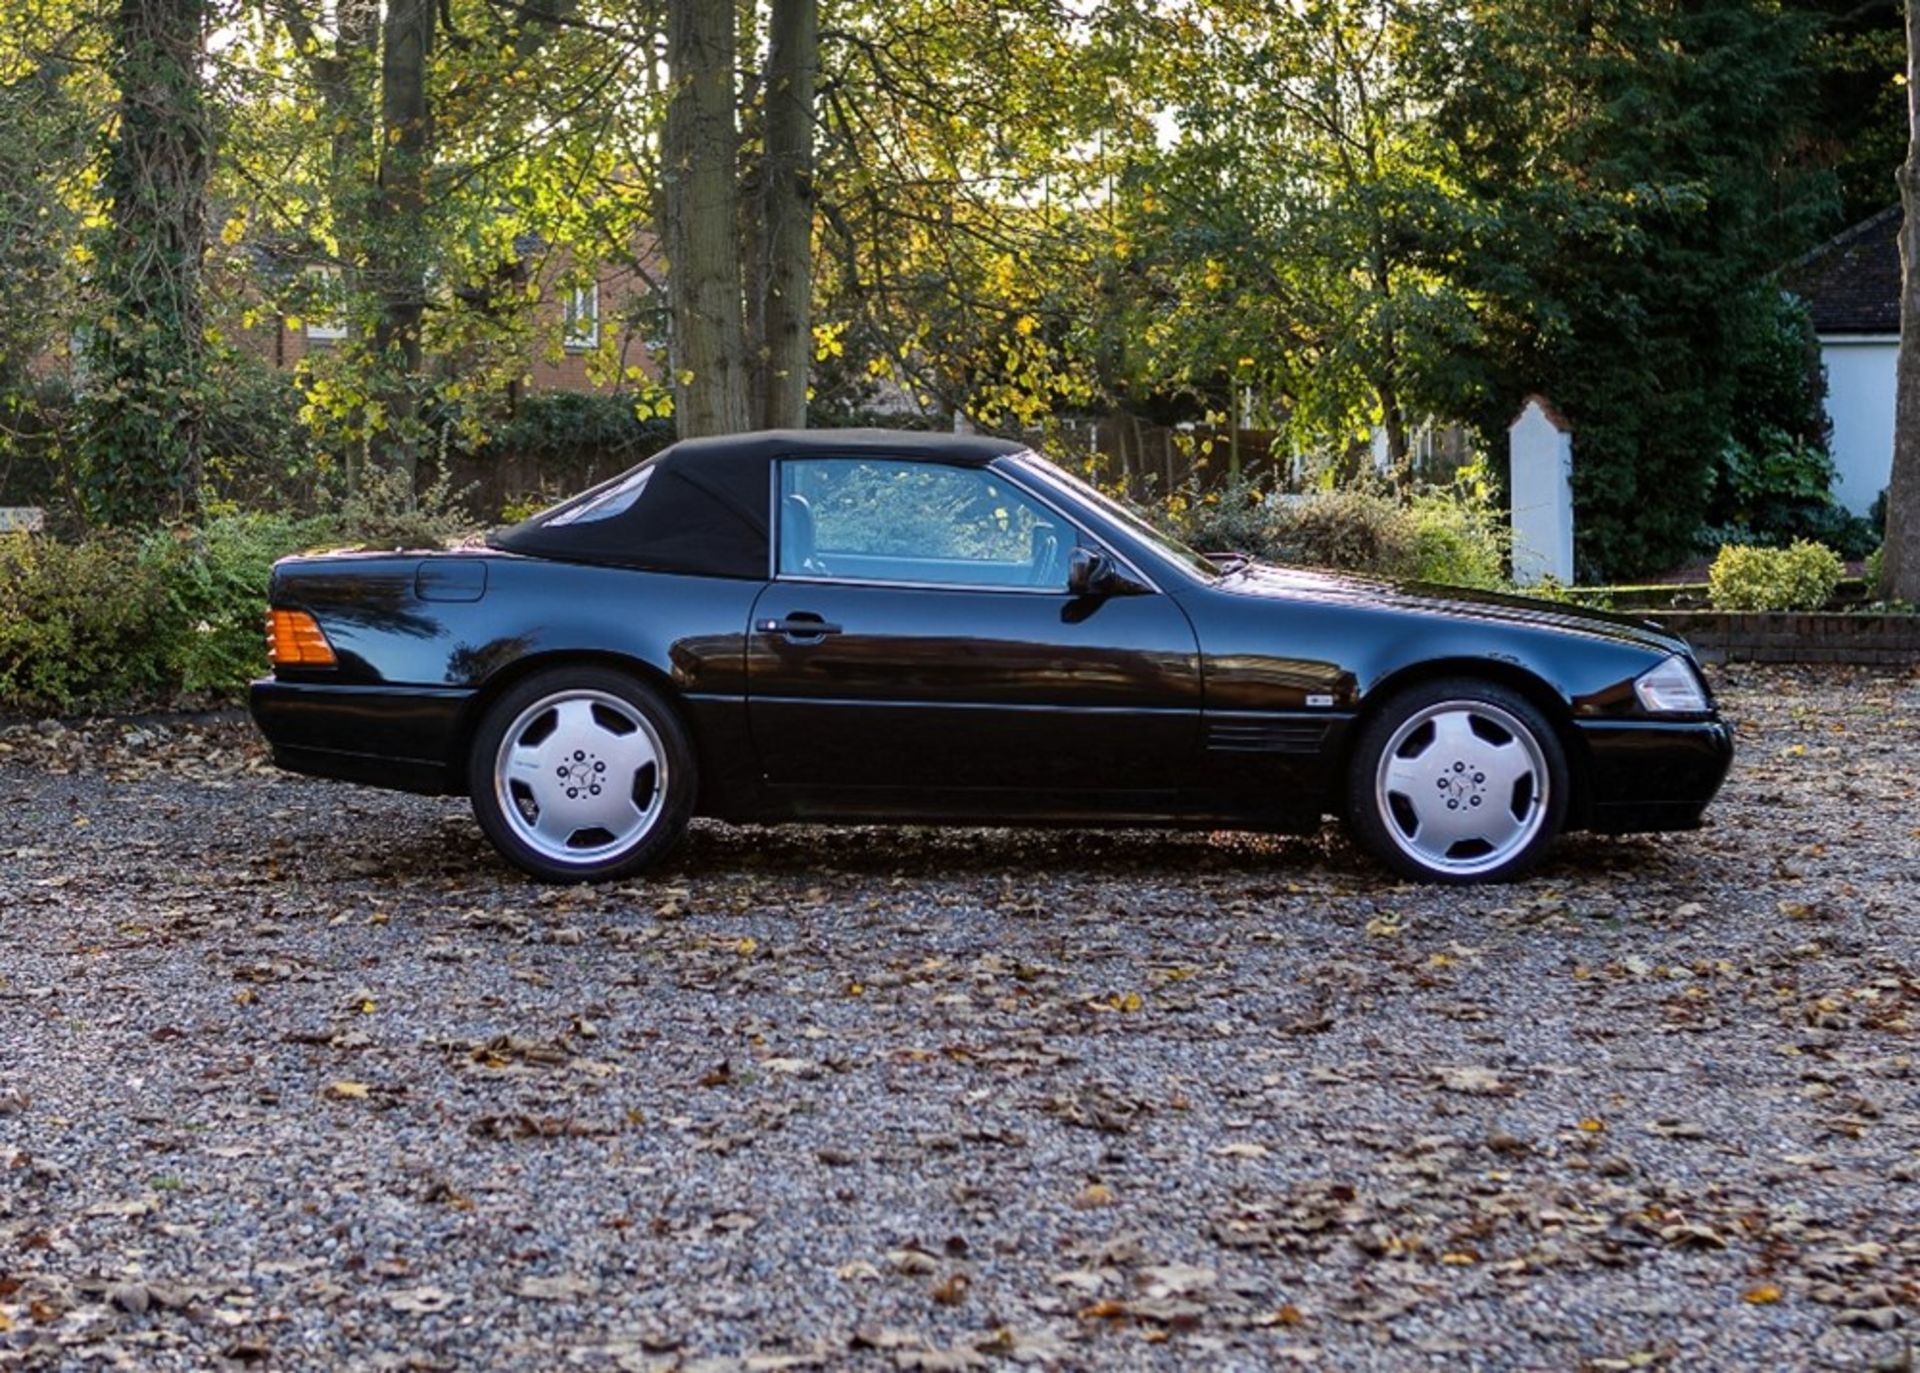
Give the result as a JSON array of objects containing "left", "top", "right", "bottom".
[
  {"left": 598, "top": 725, "right": 659, "bottom": 777},
  {"left": 1478, "top": 737, "right": 1535, "bottom": 795},
  {"left": 1429, "top": 710, "right": 1477, "bottom": 754},
  {"left": 1382, "top": 751, "right": 1431, "bottom": 798},
  {"left": 550, "top": 697, "right": 603, "bottom": 751},
  {"left": 532, "top": 801, "right": 577, "bottom": 847},
  {"left": 1471, "top": 798, "right": 1531, "bottom": 852}
]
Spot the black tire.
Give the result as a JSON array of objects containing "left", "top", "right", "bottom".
[
  {"left": 1344, "top": 677, "right": 1569, "bottom": 884},
  {"left": 467, "top": 666, "right": 695, "bottom": 882}
]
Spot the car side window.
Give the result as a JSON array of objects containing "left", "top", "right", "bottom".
[{"left": 778, "top": 458, "right": 1071, "bottom": 591}]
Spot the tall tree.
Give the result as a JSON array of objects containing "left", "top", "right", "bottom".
[
  {"left": 1116, "top": 0, "right": 1475, "bottom": 483},
  {"left": 1884, "top": 0, "right": 1920, "bottom": 599},
  {"left": 1413, "top": 0, "right": 1825, "bottom": 577},
  {"left": 662, "top": 0, "right": 749, "bottom": 436},
  {"left": 753, "top": 0, "right": 817, "bottom": 430},
  {"left": 78, "top": 0, "right": 212, "bottom": 524}
]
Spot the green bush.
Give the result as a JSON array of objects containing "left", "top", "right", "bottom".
[
  {"left": 0, "top": 535, "right": 170, "bottom": 712},
  {"left": 1407, "top": 486, "right": 1508, "bottom": 590},
  {"left": 1166, "top": 476, "right": 1507, "bottom": 588},
  {"left": 0, "top": 516, "right": 331, "bottom": 715},
  {"left": 139, "top": 514, "right": 335, "bottom": 695},
  {"left": 477, "top": 391, "right": 674, "bottom": 472},
  {"left": 1707, "top": 540, "right": 1844, "bottom": 612},
  {"left": 1697, "top": 427, "right": 1878, "bottom": 560}
]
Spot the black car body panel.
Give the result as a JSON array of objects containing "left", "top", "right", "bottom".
[{"left": 251, "top": 430, "right": 1733, "bottom": 840}]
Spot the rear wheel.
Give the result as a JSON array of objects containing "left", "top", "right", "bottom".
[
  {"left": 468, "top": 667, "right": 694, "bottom": 882},
  {"left": 1346, "top": 678, "right": 1568, "bottom": 884}
]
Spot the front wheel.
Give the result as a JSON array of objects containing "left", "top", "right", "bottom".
[
  {"left": 1345, "top": 678, "right": 1569, "bottom": 884},
  {"left": 468, "top": 667, "right": 694, "bottom": 882}
]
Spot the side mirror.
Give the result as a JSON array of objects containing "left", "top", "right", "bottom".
[{"left": 1068, "top": 546, "right": 1114, "bottom": 597}]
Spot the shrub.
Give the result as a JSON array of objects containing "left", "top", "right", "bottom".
[
  {"left": 479, "top": 391, "right": 674, "bottom": 467},
  {"left": 334, "top": 462, "right": 476, "bottom": 550},
  {"left": 1165, "top": 475, "right": 1507, "bottom": 588},
  {"left": 1707, "top": 540, "right": 1844, "bottom": 612},
  {"left": 139, "top": 514, "right": 335, "bottom": 695},
  {"left": 1407, "top": 485, "right": 1508, "bottom": 589},
  {"left": 1165, "top": 476, "right": 1293, "bottom": 562},
  {"left": 1268, "top": 486, "right": 1416, "bottom": 575},
  {"left": 1697, "top": 427, "right": 1878, "bottom": 561},
  {"left": 200, "top": 353, "right": 328, "bottom": 511},
  {"left": 0, "top": 534, "right": 170, "bottom": 712},
  {"left": 0, "top": 515, "right": 332, "bottom": 715}
]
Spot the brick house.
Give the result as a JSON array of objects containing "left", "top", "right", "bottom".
[{"left": 227, "top": 234, "right": 664, "bottom": 398}]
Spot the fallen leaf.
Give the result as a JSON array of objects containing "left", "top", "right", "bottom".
[
  {"left": 386, "top": 1286, "right": 455, "bottom": 1314},
  {"left": 517, "top": 1274, "right": 595, "bottom": 1301},
  {"left": 1435, "top": 1067, "right": 1511, "bottom": 1096}
]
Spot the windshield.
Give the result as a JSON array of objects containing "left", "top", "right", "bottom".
[{"left": 1008, "top": 450, "right": 1222, "bottom": 581}]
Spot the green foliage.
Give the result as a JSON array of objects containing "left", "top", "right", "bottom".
[
  {"left": 1699, "top": 426, "right": 1878, "bottom": 559},
  {"left": 75, "top": 0, "right": 213, "bottom": 527},
  {"left": 1408, "top": 1, "right": 1830, "bottom": 578},
  {"left": 1697, "top": 292, "right": 1874, "bottom": 558},
  {"left": 477, "top": 391, "right": 674, "bottom": 475},
  {"left": 334, "top": 462, "right": 477, "bottom": 550},
  {"left": 1116, "top": 0, "right": 1477, "bottom": 469},
  {"left": 1166, "top": 475, "right": 1506, "bottom": 588},
  {"left": 1407, "top": 485, "right": 1509, "bottom": 590},
  {"left": 137, "top": 514, "right": 332, "bottom": 694},
  {"left": 0, "top": 515, "right": 330, "bottom": 715},
  {"left": 200, "top": 353, "right": 327, "bottom": 511},
  {"left": 1708, "top": 540, "right": 1845, "bottom": 612},
  {"left": 0, "top": 534, "right": 169, "bottom": 711}
]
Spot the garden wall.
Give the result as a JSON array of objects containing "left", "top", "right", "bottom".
[{"left": 1656, "top": 610, "right": 1920, "bottom": 665}]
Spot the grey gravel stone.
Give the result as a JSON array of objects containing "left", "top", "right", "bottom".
[{"left": 0, "top": 663, "right": 1915, "bottom": 1371}]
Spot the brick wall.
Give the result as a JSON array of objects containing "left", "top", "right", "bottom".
[{"left": 1657, "top": 611, "right": 1920, "bottom": 666}]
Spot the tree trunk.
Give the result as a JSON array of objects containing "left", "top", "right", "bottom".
[
  {"left": 755, "top": 0, "right": 817, "bottom": 430},
  {"left": 80, "top": 0, "right": 210, "bottom": 525},
  {"left": 369, "top": 0, "right": 436, "bottom": 487},
  {"left": 1886, "top": 0, "right": 1920, "bottom": 600},
  {"left": 663, "top": 0, "right": 750, "bottom": 437}
]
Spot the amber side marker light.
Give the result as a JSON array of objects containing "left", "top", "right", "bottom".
[{"left": 266, "top": 609, "right": 337, "bottom": 668}]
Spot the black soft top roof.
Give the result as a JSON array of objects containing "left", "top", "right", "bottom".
[{"left": 487, "top": 428, "right": 1028, "bottom": 578}]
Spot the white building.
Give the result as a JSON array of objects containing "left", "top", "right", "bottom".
[{"left": 1786, "top": 206, "right": 1900, "bottom": 516}]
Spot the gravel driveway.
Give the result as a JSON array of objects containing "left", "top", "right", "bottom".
[{"left": 2, "top": 664, "right": 1915, "bottom": 1371}]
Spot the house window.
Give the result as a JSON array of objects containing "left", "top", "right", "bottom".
[
  {"left": 563, "top": 283, "right": 600, "bottom": 351},
  {"left": 303, "top": 268, "right": 346, "bottom": 344}
]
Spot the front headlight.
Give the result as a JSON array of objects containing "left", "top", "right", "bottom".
[{"left": 1633, "top": 654, "right": 1709, "bottom": 714}]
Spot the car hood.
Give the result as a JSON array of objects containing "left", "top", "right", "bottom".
[{"left": 1211, "top": 563, "right": 1692, "bottom": 657}]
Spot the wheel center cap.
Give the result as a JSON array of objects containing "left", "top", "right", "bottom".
[
  {"left": 555, "top": 748, "right": 608, "bottom": 801},
  {"left": 1436, "top": 758, "right": 1489, "bottom": 811}
]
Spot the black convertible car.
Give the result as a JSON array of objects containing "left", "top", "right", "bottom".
[{"left": 251, "top": 429, "right": 1733, "bottom": 884}]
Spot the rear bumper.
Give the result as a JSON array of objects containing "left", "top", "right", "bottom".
[
  {"left": 1575, "top": 716, "right": 1735, "bottom": 833},
  {"left": 249, "top": 679, "right": 473, "bottom": 795}
]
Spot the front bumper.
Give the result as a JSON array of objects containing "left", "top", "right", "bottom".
[
  {"left": 249, "top": 678, "right": 473, "bottom": 795},
  {"left": 1574, "top": 716, "right": 1735, "bottom": 833}
]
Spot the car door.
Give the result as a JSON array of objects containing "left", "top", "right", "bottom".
[{"left": 746, "top": 454, "right": 1203, "bottom": 800}]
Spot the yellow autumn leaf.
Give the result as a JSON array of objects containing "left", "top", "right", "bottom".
[
  {"left": 1743, "top": 1283, "right": 1782, "bottom": 1304},
  {"left": 328, "top": 1081, "right": 369, "bottom": 1100}
]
